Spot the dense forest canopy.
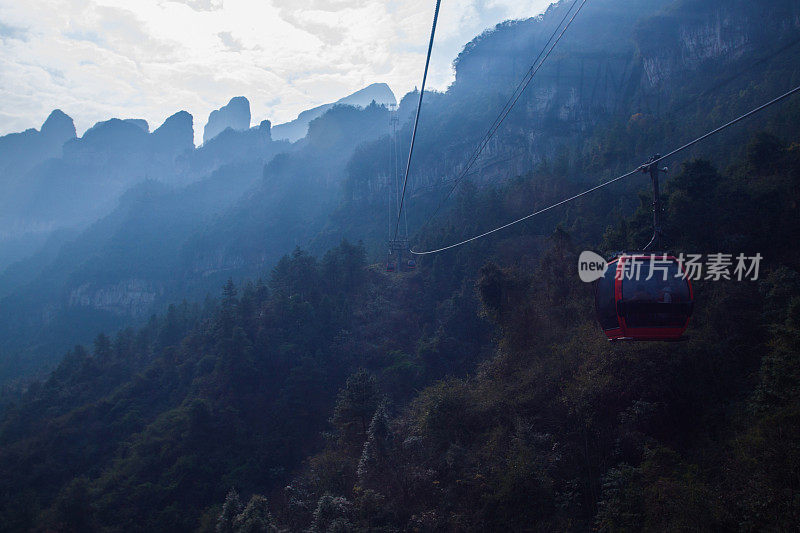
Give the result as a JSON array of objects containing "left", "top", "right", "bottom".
[
  {"left": 0, "top": 0, "right": 799, "bottom": 531},
  {"left": 2, "top": 134, "right": 799, "bottom": 531}
]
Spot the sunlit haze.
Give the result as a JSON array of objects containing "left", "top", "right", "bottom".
[{"left": 0, "top": 0, "right": 553, "bottom": 144}]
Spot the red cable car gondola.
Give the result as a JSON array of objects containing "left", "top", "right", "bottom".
[
  {"left": 594, "top": 156, "right": 694, "bottom": 341},
  {"left": 595, "top": 254, "right": 693, "bottom": 341}
]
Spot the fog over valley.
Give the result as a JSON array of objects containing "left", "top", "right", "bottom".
[{"left": 0, "top": 1, "right": 799, "bottom": 531}]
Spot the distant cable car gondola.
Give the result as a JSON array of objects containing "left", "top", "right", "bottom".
[
  {"left": 407, "top": 259, "right": 416, "bottom": 271},
  {"left": 386, "top": 261, "right": 395, "bottom": 273},
  {"left": 595, "top": 254, "right": 693, "bottom": 341}
]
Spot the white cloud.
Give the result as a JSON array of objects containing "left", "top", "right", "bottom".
[{"left": 0, "top": 0, "right": 553, "bottom": 145}]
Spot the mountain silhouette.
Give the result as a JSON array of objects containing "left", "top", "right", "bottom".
[
  {"left": 203, "top": 96, "right": 251, "bottom": 144},
  {"left": 0, "top": 109, "right": 76, "bottom": 187},
  {"left": 272, "top": 82, "right": 397, "bottom": 142}
]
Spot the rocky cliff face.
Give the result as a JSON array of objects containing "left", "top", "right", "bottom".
[
  {"left": 179, "top": 102, "right": 390, "bottom": 282},
  {"left": 637, "top": 1, "right": 800, "bottom": 88},
  {"left": 347, "top": 0, "right": 799, "bottom": 210},
  {"left": 203, "top": 96, "right": 251, "bottom": 144},
  {"left": 148, "top": 111, "right": 196, "bottom": 183}
]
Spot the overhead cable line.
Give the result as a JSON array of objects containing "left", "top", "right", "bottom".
[
  {"left": 652, "top": 84, "right": 800, "bottom": 165},
  {"left": 393, "top": 0, "right": 441, "bottom": 241},
  {"left": 411, "top": 168, "right": 640, "bottom": 255},
  {"left": 455, "top": 0, "right": 583, "bottom": 170},
  {"left": 414, "top": 0, "right": 589, "bottom": 238},
  {"left": 410, "top": 83, "right": 800, "bottom": 256}
]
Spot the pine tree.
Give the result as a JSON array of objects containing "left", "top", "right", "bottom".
[
  {"left": 232, "top": 495, "right": 276, "bottom": 533},
  {"left": 217, "top": 279, "right": 239, "bottom": 338},
  {"left": 311, "top": 494, "right": 353, "bottom": 533},
  {"left": 330, "top": 370, "right": 381, "bottom": 446},
  {"left": 216, "top": 488, "right": 243, "bottom": 533},
  {"left": 93, "top": 333, "right": 112, "bottom": 360},
  {"left": 357, "top": 401, "right": 393, "bottom": 489}
]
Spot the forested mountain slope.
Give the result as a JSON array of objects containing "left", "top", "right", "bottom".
[
  {"left": 0, "top": 104, "right": 386, "bottom": 384},
  {"left": 3, "top": 0, "right": 798, "bottom": 386},
  {"left": 0, "top": 0, "right": 799, "bottom": 530},
  {"left": 1, "top": 132, "right": 798, "bottom": 531},
  {"left": 262, "top": 135, "right": 800, "bottom": 532}
]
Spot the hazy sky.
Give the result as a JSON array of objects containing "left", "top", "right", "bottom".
[{"left": 0, "top": 0, "right": 552, "bottom": 144}]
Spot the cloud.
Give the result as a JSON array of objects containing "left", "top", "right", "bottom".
[
  {"left": 0, "top": 20, "right": 28, "bottom": 41},
  {"left": 218, "top": 30, "right": 244, "bottom": 51},
  {"left": 174, "top": 0, "right": 224, "bottom": 12},
  {"left": 0, "top": 0, "right": 553, "bottom": 144}
]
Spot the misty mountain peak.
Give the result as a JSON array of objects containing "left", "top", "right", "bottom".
[
  {"left": 153, "top": 110, "right": 194, "bottom": 150},
  {"left": 124, "top": 119, "right": 149, "bottom": 133},
  {"left": 0, "top": 109, "right": 77, "bottom": 182},
  {"left": 258, "top": 119, "right": 272, "bottom": 140},
  {"left": 272, "top": 83, "right": 396, "bottom": 142},
  {"left": 337, "top": 82, "right": 396, "bottom": 108},
  {"left": 203, "top": 96, "right": 251, "bottom": 144},
  {"left": 40, "top": 109, "right": 77, "bottom": 142},
  {"left": 155, "top": 110, "right": 192, "bottom": 132},
  {"left": 83, "top": 118, "right": 149, "bottom": 140}
]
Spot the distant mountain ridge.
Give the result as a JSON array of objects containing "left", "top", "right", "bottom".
[
  {"left": 0, "top": 100, "right": 389, "bottom": 382},
  {"left": 272, "top": 82, "right": 397, "bottom": 142},
  {"left": 0, "top": 82, "right": 399, "bottom": 279},
  {"left": 0, "top": 109, "right": 76, "bottom": 187}
]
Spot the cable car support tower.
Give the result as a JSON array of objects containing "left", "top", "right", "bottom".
[{"left": 387, "top": 105, "right": 410, "bottom": 271}]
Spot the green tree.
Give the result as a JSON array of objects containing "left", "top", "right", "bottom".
[
  {"left": 311, "top": 494, "right": 353, "bottom": 533},
  {"left": 93, "top": 333, "right": 112, "bottom": 360},
  {"left": 746, "top": 132, "right": 785, "bottom": 174},
  {"left": 233, "top": 495, "right": 277, "bottom": 533},
  {"left": 357, "top": 401, "right": 393, "bottom": 489},
  {"left": 47, "top": 478, "right": 96, "bottom": 533},
  {"left": 270, "top": 248, "right": 320, "bottom": 301},
  {"left": 330, "top": 370, "right": 381, "bottom": 446},
  {"left": 217, "top": 488, "right": 243, "bottom": 533},
  {"left": 218, "top": 279, "right": 240, "bottom": 338}
]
